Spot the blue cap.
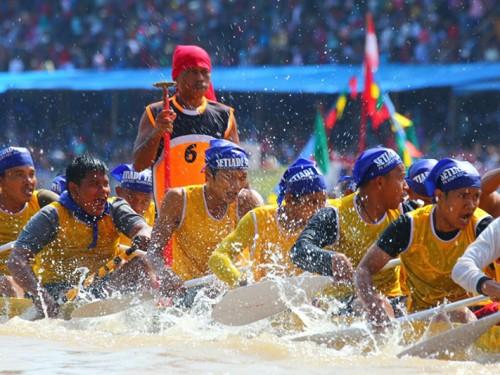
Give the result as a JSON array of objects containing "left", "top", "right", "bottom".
[
  {"left": 205, "top": 139, "right": 249, "bottom": 170},
  {"left": 111, "top": 164, "right": 153, "bottom": 193},
  {"left": 51, "top": 175, "right": 67, "bottom": 195},
  {"left": 277, "top": 158, "right": 326, "bottom": 205},
  {"left": 424, "top": 158, "right": 481, "bottom": 196},
  {"left": 0, "top": 147, "right": 34, "bottom": 174},
  {"left": 405, "top": 159, "right": 438, "bottom": 197},
  {"left": 352, "top": 147, "right": 402, "bottom": 188},
  {"left": 337, "top": 175, "right": 357, "bottom": 192}
]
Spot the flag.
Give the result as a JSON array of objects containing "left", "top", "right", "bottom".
[
  {"left": 365, "top": 13, "right": 379, "bottom": 72},
  {"left": 360, "top": 13, "right": 379, "bottom": 151},
  {"left": 324, "top": 93, "right": 347, "bottom": 130},
  {"left": 384, "top": 93, "right": 422, "bottom": 167},
  {"left": 348, "top": 76, "right": 358, "bottom": 99},
  {"left": 393, "top": 112, "right": 413, "bottom": 128},
  {"left": 314, "top": 111, "right": 330, "bottom": 174}
]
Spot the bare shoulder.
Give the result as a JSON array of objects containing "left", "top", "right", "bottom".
[{"left": 237, "top": 188, "right": 264, "bottom": 218}]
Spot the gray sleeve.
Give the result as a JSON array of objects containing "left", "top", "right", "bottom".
[
  {"left": 14, "top": 205, "right": 59, "bottom": 254},
  {"left": 110, "top": 198, "right": 147, "bottom": 237}
]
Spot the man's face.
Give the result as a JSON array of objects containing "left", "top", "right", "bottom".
[
  {"left": 284, "top": 191, "right": 327, "bottom": 226},
  {"left": 116, "top": 186, "right": 152, "bottom": 216},
  {"left": 0, "top": 165, "right": 36, "bottom": 206},
  {"left": 208, "top": 169, "right": 248, "bottom": 204},
  {"left": 176, "top": 67, "right": 211, "bottom": 97},
  {"left": 436, "top": 187, "right": 481, "bottom": 230},
  {"left": 379, "top": 164, "right": 408, "bottom": 210},
  {"left": 69, "top": 171, "right": 110, "bottom": 216}
]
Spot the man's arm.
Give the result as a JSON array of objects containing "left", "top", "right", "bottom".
[
  {"left": 290, "top": 207, "right": 341, "bottom": 276},
  {"left": 355, "top": 215, "right": 412, "bottom": 325},
  {"left": 479, "top": 168, "right": 500, "bottom": 217},
  {"left": 7, "top": 206, "right": 60, "bottom": 317},
  {"left": 110, "top": 198, "right": 152, "bottom": 250},
  {"left": 145, "top": 188, "right": 184, "bottom": 275},
  {"left": 133, "top": 103, "right": 176, "bottom": 171},
  {"left": 209, "top": 210, "right": 255, "bottom": 286},
  {"left": 355, "top": 245, "right": 396, "bottom": 326},
  {"left": 452, "top": 217, "right": 500, "bottom": 300}
]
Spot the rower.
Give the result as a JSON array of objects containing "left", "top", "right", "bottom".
[{"left": 355, "top": 158, "right": 493, "bottom": 326}]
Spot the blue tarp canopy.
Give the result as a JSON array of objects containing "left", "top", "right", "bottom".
[{"left": 0, "top": 63, "right": 499, "bottom": 94}]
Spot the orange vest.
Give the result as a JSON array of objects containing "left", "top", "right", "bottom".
[{"left": 145, "top": 96, "right": 236, "bottom": 208}]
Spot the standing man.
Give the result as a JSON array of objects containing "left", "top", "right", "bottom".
[
  {"left": 145, "top": 140, "right": 261, "bottom": 284},
  {"left": 355, "top": 159, "right": 492, "bottom": 326},
  {"left": 0, "top": 147, "right": 58, "bottom": 296},
  {"left": 290, "top": 147, "right": 408, "bottom": 311},
  {"left": 7, "top": 155, "right": 152, "bottom": 317},
  {"left": 133, "top": 45, "right": 239, "bottom": 209}
]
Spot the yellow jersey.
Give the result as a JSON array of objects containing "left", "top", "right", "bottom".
[
  {"left": 0, "top": 191, "right": 41, "bottom": 274},
  {"left": 172, "top": 185, "right": 238, "bottom": 280},
  {"left": 209, "top": 199, "right": 340, "bottom": 286},
  {"left": 35, "top": 201, "right": 121, "bottom": 285},
  {"left": 336, "top": 193, "right": 402, "bottom": 297},
  {"left": 402, "top": 205, "right": 490, "bottom": 311}
]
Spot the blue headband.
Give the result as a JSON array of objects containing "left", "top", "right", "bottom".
[
  {"left": 111, "top": 164, "right": 153, "bottom": 194},
  {"left": 337, "top": 175, "right": 357, "bottom": 192},
  {"left": 0, "top": 147, "right": 34, "bottom": 174},
  {"left": 424, "top": 158, "right": 481, "bottom": 196},
  {"left": 205, "top": 139, "right": 249, "bottom": 171},
  {"left": 352, "top": 147, "right": 402, "bottom": 187},
  {"left": 51, "top": 175, "right": 67, "bottom": 195},
  {"left": 405, "top": 158, "right": 438, "bottom": 197},
  {"left": 277, "top": 158, "right": 326, "bottom": 205}
]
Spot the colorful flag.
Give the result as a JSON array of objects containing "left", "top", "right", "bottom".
[
  {"left": 314, "top": 110, "right": 330, "bottom": 174},
  {"left": 365, "top": 13, "right": 379, "bottom": 73}
]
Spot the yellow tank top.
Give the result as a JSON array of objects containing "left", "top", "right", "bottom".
[
  {"left": 250, "top": 205, "right": 304, "bottom": 281},
  {"left": 0, "top": 191, "right": 41, "bottom": 274},
  {"left": 172, "top": 185, "right": 238, "bottom": 280},
  {"left": 118, "top": 201, "right": 155, "bottom": 249},
  {"left": 402, "top": 205, "right": 489, "bottom": 312},
  {"left": 336, "top": 193, "right": 402, "bottom": 297},
  {"left": 35, "top": 201, "right": 121, "bottom": 285}
]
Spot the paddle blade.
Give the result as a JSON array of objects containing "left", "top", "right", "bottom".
[
  {"left": 397, "top": 311, "right": 500, "bottom": 358},
  {"left": 71, "top": 293, "right": 153, "bottom": 319},
  {"left": 211, "top": 275, "right": 332, "bottom": 326}
]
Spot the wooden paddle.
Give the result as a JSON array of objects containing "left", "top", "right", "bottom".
[
  {"left": 71, "top": 273, "right": 215, "bottom": 319},
  {"left": 0, "top": 241, "right": 14, "bottom": 254},
  {"left": 211, "top": 258, "right": 402, "bottom": 326},
  {"left": 397, "top": 310, "right": 500, "bottom": 358},
  {"left": 290, "top": 294, "right": 490, "bottom": 345}
]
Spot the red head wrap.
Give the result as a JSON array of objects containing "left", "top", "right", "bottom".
[{"left": 172, "top": 45, "right": 216, "bottom": 100}]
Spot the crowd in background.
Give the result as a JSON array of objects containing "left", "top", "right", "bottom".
[{"left": 1, "top": 0, "right": 499, "bottom": 72}]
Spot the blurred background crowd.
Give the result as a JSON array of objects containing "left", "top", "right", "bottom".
[{"left": 1, "top": 0, "right": 499, "bottom": 72}]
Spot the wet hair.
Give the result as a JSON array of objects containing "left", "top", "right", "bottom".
[
  {"left": 66, "top": 154, "right": 108, "bottom": 186},
  {"left": 206, "top": 166, "right": 218, "bottom": 178}
]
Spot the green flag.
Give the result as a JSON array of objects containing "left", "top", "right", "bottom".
[{"left": 314, "top": 111, "right": 330, "bottom": 174}]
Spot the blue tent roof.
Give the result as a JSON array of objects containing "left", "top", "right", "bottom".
[{"left": 1, "top": 63, "right": 499, "bottom": 94}]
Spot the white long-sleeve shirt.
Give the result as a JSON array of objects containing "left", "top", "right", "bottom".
[{"left": 452, "top": 217, "right": 500, "bottom": 294}]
